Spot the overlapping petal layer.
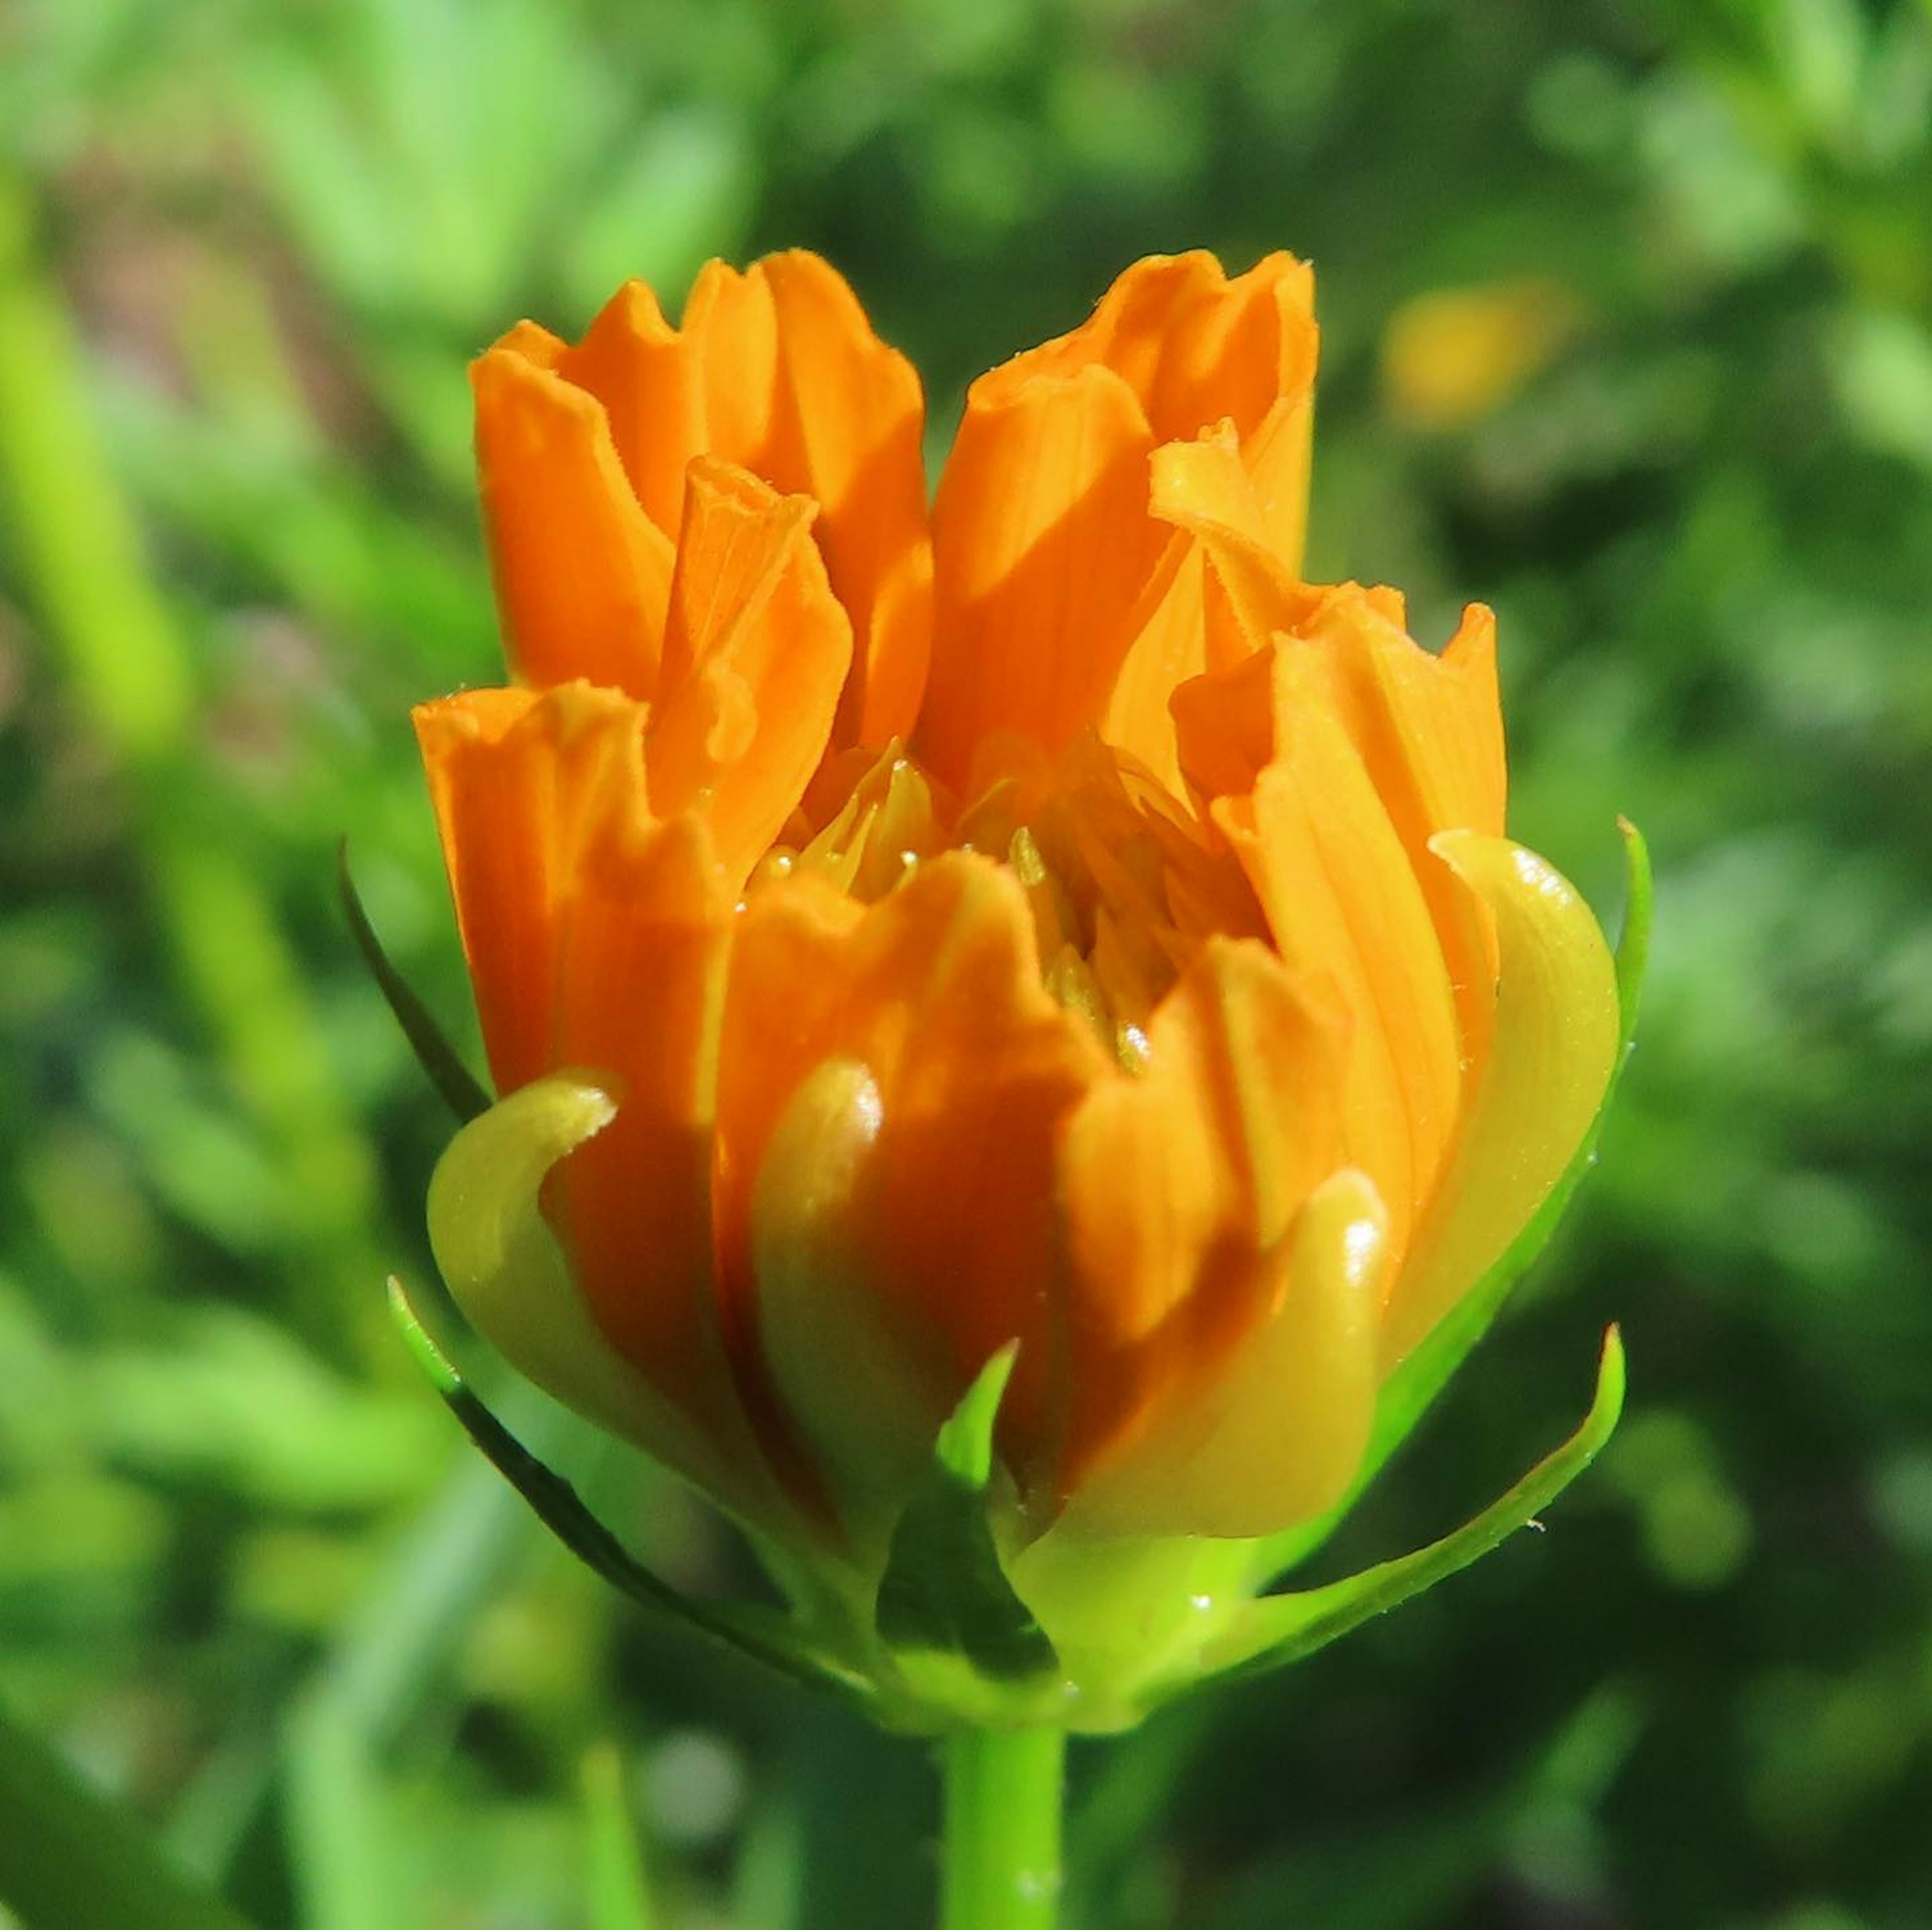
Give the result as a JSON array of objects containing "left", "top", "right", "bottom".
[{"left": 420, "top": 247, "right": 1620, "bottom": 1569}]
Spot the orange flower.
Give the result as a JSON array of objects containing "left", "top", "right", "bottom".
[{"left": 415, "top": 250, "right": 1619, "bottom": 1574}]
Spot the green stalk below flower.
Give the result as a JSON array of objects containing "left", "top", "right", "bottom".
[{"left": 939, "top": 1726, "right": 1066, "bottom": 1930}]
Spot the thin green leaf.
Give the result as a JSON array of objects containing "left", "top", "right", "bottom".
[
  {"left": 874, "top": 1345, "right": 1059, "bottom": 1683},
  {"left": 1188, "top": 1327, "right": 1626, "bottom": 1688},
  {"left": 1256, "top": 819, "right": 1652, "bottom": 1583},
  {"left": 386, "top": 1277, "right": 870, "bottom": 1707},
  {"left": 0, "top": 1693, "right": 258, "bottom": 1930},
  {"left": 337, "top": 839, "right": 491, "bottom": 1123}
]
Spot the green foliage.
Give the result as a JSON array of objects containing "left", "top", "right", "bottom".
[{"left": 3, "top": 0, "right": 1931, "bottom": 1924}]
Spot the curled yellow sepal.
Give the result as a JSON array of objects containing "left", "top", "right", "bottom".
[
  {"left": 425, "top": 1071, "right": 759, "bottom": 1516},
  {"left": 1382, "top": 831, "right": 1623, "bottom": 1366}
]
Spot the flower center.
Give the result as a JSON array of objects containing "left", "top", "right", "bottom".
[{"left": 744, "top": 737, "right": 1264, "bottom": 1070}]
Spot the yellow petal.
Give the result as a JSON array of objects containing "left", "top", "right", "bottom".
[
  {"left": 1381, "top": 833, "right": 1620, "bottom": 1364},
  {"left": 1052, "top": 1168, "right": 1388, "bottom": 1540}
]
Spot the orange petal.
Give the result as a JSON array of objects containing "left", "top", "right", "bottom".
[
  {"left": 545, "top": 811, "right": 736, "bottom": 1433},
  {"left": 1381, "top": 833, "right": 1620, "bottom": 1364},
  {"left": 471, "top": 341, "right": 675, "bottom": 697},
  {"left": 1215, "top": 664, "right": 1464, "bottom": 1257},
  {"left": 414, "top": 682, "right": 740, "bottom": 1433},
  {"left": 1055, "top": 940, "right": 1347, "bottom": 1499},
  {"left": 923, "top": 254, "right": 1318, "bottom": 790},
  {"left": 560, "top": 255, "right": 933, "bottom": 749},
  {"left": 714, "top": 854, "right": 1105, "bottom": 1486},
  {"left": 1170, "top": 641, "right": 1277, "bottom": 806},
  {"left": 644, "top": 457, "right": 854, "bottom": 885},
  {"left": 1107, "top": 427, "right": 1321, "bottom": 790},
  {"left": 920, "top": 362, "right": 1161, "bottom": 787},
  {"left": 1276, "top": 593, "right": 1506, "bottom": 1061},
  {"left": 1283, "top": 593, "right": 1506, "bottom": 856},
  {"left": 1147, "top": 426, "right": 1317, "bottom": 639},
  {"left": 414, "top": 682, "right": 645, "bottom": 1094},
  {"left": 997, "top": 251, "right": 1318, "bottom": 457}
]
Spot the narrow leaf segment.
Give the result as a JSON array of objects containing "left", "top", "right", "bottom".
[
  {"left": 1182, "top": 1325, "right": 1627, "bottom": 1689},
  {"left": 1256, "top": 819, "right": 1651, "bottom": 1584},
  {"left": 338, "top": 841, "right": 492, "bottom": 1123},
  {"left": 876, "top": 1346, "right": 1060, "bottom": 1683},
  {"left": 386, "top": 1276, "right": 868, "bottom": 1705}
]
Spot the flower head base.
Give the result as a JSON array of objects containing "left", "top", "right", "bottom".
[{"left": 408, "top": 250, "right": 1629, "bottom": 1729}]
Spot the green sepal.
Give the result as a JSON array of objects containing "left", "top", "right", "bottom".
[
  {"left": 386, "top": 1275, "right": 874, "bottom": 1710},
  {"left": 1179, "top": 1325, "right": 1626, "bottom": 1691},
  {"left": 337, "top": 840, "right": 491, "bottom": 1123},
  {"left": 1255, "top": 818, "right": 1651, "bottom": 1584},
  {"left": 874, "top": 1345, "right": 1059, "bottom": 1685}
]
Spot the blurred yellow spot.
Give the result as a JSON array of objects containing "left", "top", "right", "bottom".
[{"left": 1381, "top": 280, "right": 1580, "bottom": 429}]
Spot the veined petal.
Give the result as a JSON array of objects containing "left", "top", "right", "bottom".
[
  {"left": 645, "top": 458, "right": 854, "bottom": 885},
  {"left": 1216, "top": 662, "right": 1464, "bottom": 1257},
  {"left": 471, "top": 340, "right": 674, "bottom": 697},
  {"left": 925, "top": 255, "right": 1319, "bottom": 790},
  {"left": 1275, "top": 595, "right": 1505, "bottom": 1064},
  {"left": 558, "top": 255, "right": 933, "bottom": 749},
  {"left": 414, "top": 681, "right": 656, "bottom": 1095},
  {"left": 1382, "top": 832, "right": 1620, "bottom": 1365},
  {"left": 921, "top": 363, "right": 1160, "bottom": 788},
  {"left": 1052, "top": 1168, "right": 1387, "bottom": 1540}
]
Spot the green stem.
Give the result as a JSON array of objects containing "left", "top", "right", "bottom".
[{"left": 939, "top": 1726, "right": 1066, "bottom": 1930}]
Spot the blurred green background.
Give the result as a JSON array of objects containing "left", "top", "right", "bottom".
[{"left": 4, "top": 0, "right": 1931, "bottom": 1924}]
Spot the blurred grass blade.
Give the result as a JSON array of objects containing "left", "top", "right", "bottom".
[
  {"left": 0, "top": 166, "right": 382, "bottom": 1350},
  {"left": 388, "top": 1277, "right": 870, "bottom": 1706},
  {"left": 1255, "top": 820, "right": 1652, "bottom": 1584},
  {"left": 583, "top": 1742, "right": 657, "bottom": 1930},
  {"left": 0, "top": 1694, "right": 258, "bottom": 1930},
  {"left": 337, "top": 840, "right": 491, "bottom": 1123},
  {"left": 1191, "top": 1328, "right": 1625, "bottom": 1686}
]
